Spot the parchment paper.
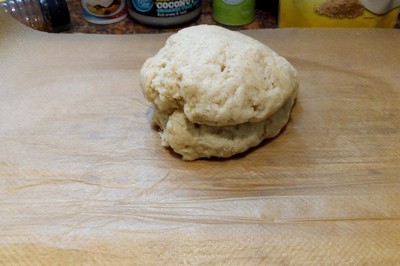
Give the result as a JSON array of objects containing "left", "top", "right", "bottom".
[{"left": 1, "top": 10, "right": 400, "bottom": 265}]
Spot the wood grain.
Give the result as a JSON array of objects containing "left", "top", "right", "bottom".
[{"left": 1, "top": 12, "right": 400, "bottom": 265}]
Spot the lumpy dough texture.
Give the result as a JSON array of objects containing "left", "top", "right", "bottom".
[
  {"left": 140, "top": 25, "right": 298, "bottom": 160},
  {"left": 151, "top": 94, "right": 297, "bottom": 161},
  {"left": 140, "top": 25, "right": 298, "bottom": 127}
]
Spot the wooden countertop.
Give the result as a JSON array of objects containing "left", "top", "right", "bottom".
[{"left": 1, "top": 8, "right": 400, "bottom": 265}]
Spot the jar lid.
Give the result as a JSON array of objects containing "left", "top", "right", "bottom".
[{"left": 40, "top": 0, "right": 71, "bottom": 32}]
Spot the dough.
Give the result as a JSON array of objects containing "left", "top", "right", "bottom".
[
  {"left": 151, "top": 93, "right": 297, "bottom": 161},
  {"left": 140, "top": 25, "right": 298, "bottom": 160},
  {"left": 140, "top": 25, "right": 298, "bottom": 126}
]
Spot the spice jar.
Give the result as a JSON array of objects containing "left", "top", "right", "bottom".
[
  {"left": 212, "top": 0, "right": 255, "bottom": 26},
  {"left": 81, "top": 0, "right": 127, "bottom": 24}
]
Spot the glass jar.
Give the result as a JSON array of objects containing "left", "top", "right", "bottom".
[
  {"left": 127, "top": 0, "right": 201, "bottom": 27},
  {"left": 81, "top": 0, "right": 127, "bottom": 24},
  {"left": 212, "top": 0, "right": 255, "bottom": 26}
]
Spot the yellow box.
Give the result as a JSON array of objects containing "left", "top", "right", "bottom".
[{"left": 279, "top": 0, "right": 400, "bottom": 28}]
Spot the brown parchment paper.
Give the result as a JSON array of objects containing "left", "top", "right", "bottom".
[{"left": 1, "top": 10, "right": 400, "bottom": 265}]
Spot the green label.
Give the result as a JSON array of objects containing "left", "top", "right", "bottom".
[{"left": 212, "top": 0, "right": 255, "bottom": 26}]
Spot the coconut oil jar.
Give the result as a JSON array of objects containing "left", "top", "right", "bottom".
[{"left": 127, "top": 0, "right": 201, "bottom": 27}]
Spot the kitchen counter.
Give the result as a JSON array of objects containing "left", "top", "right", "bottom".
[
  {"left": 1, "top": 8, "right": 400, "bottom": 265},
  {"left": 68, "top": 0, "right": 278, "bottom": 34},
  {"left": 68, "top": 0, "right": 400, "bottom": 34},
  {"left": 0, "top": 7, "right": 400, "bottom": 266}
]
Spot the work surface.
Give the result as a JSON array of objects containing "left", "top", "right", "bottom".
[{"left": 1, "top": 11, "right": 400, "bottom": 265}]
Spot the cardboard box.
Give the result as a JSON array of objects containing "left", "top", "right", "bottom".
[{"left": 279, "top": 0, "right": 400, "bottom": 28}]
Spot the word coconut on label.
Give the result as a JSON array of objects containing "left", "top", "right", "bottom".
[{"left": 127, "top": 0, "right": 202, "bottom": 27}]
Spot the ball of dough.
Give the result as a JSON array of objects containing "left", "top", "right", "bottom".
[
  {"left": 140, "top": 25, "right": 298, "bottom": 160},
  {"left": 151, "top": 93, "right": 297, "bottom": 161},
  {"left": 140, "top": 25, "right": 298, "bottom": 127}
]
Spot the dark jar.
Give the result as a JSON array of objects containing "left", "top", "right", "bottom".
[
  {"left": 1, "top": 0, "right": 71, "bottom": 32},
  {"left": 127, "top": 0, "right": 201, "bottom": 27}
]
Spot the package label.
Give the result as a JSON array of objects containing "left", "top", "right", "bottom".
[{"left": 279, "top": 0, "right": 400, "bottom": 28}]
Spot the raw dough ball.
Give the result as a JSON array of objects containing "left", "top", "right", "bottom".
[
  {"left": 140, "top": 25, "right": 298, "bottom": 160},
  {"left": 140, "top": 25, "right": 298, "bottom": 127}
]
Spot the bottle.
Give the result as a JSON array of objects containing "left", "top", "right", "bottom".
[
  {"left": 212, "top": 0, "right": 255, "bottom": 26},
  {"left": 1, "top": 0, "right": 71, "bottom": 32},
  {"left": 126, "top": 0, "right": 202, "bottom": 27}
]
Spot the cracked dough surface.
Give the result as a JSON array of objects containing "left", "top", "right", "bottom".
[
  {"left": 141, "top": 25, "right": 298, "bottom": 127},
  {"left": 140, "top": 25, "right": 298, "bottom": 160}
]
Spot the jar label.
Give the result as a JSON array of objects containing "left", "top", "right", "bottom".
[
  {"left": 81, "top": 0, "right": 127, "bottom": 24},
  {"left": 132, "top": 0, "right": 153, "bottom": 12},
  {"left": 212, "top": 0, "right": 255, "bottom": 25},
  {"left": 129, "top": 0, "right": 201, "bottom": 17}
]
